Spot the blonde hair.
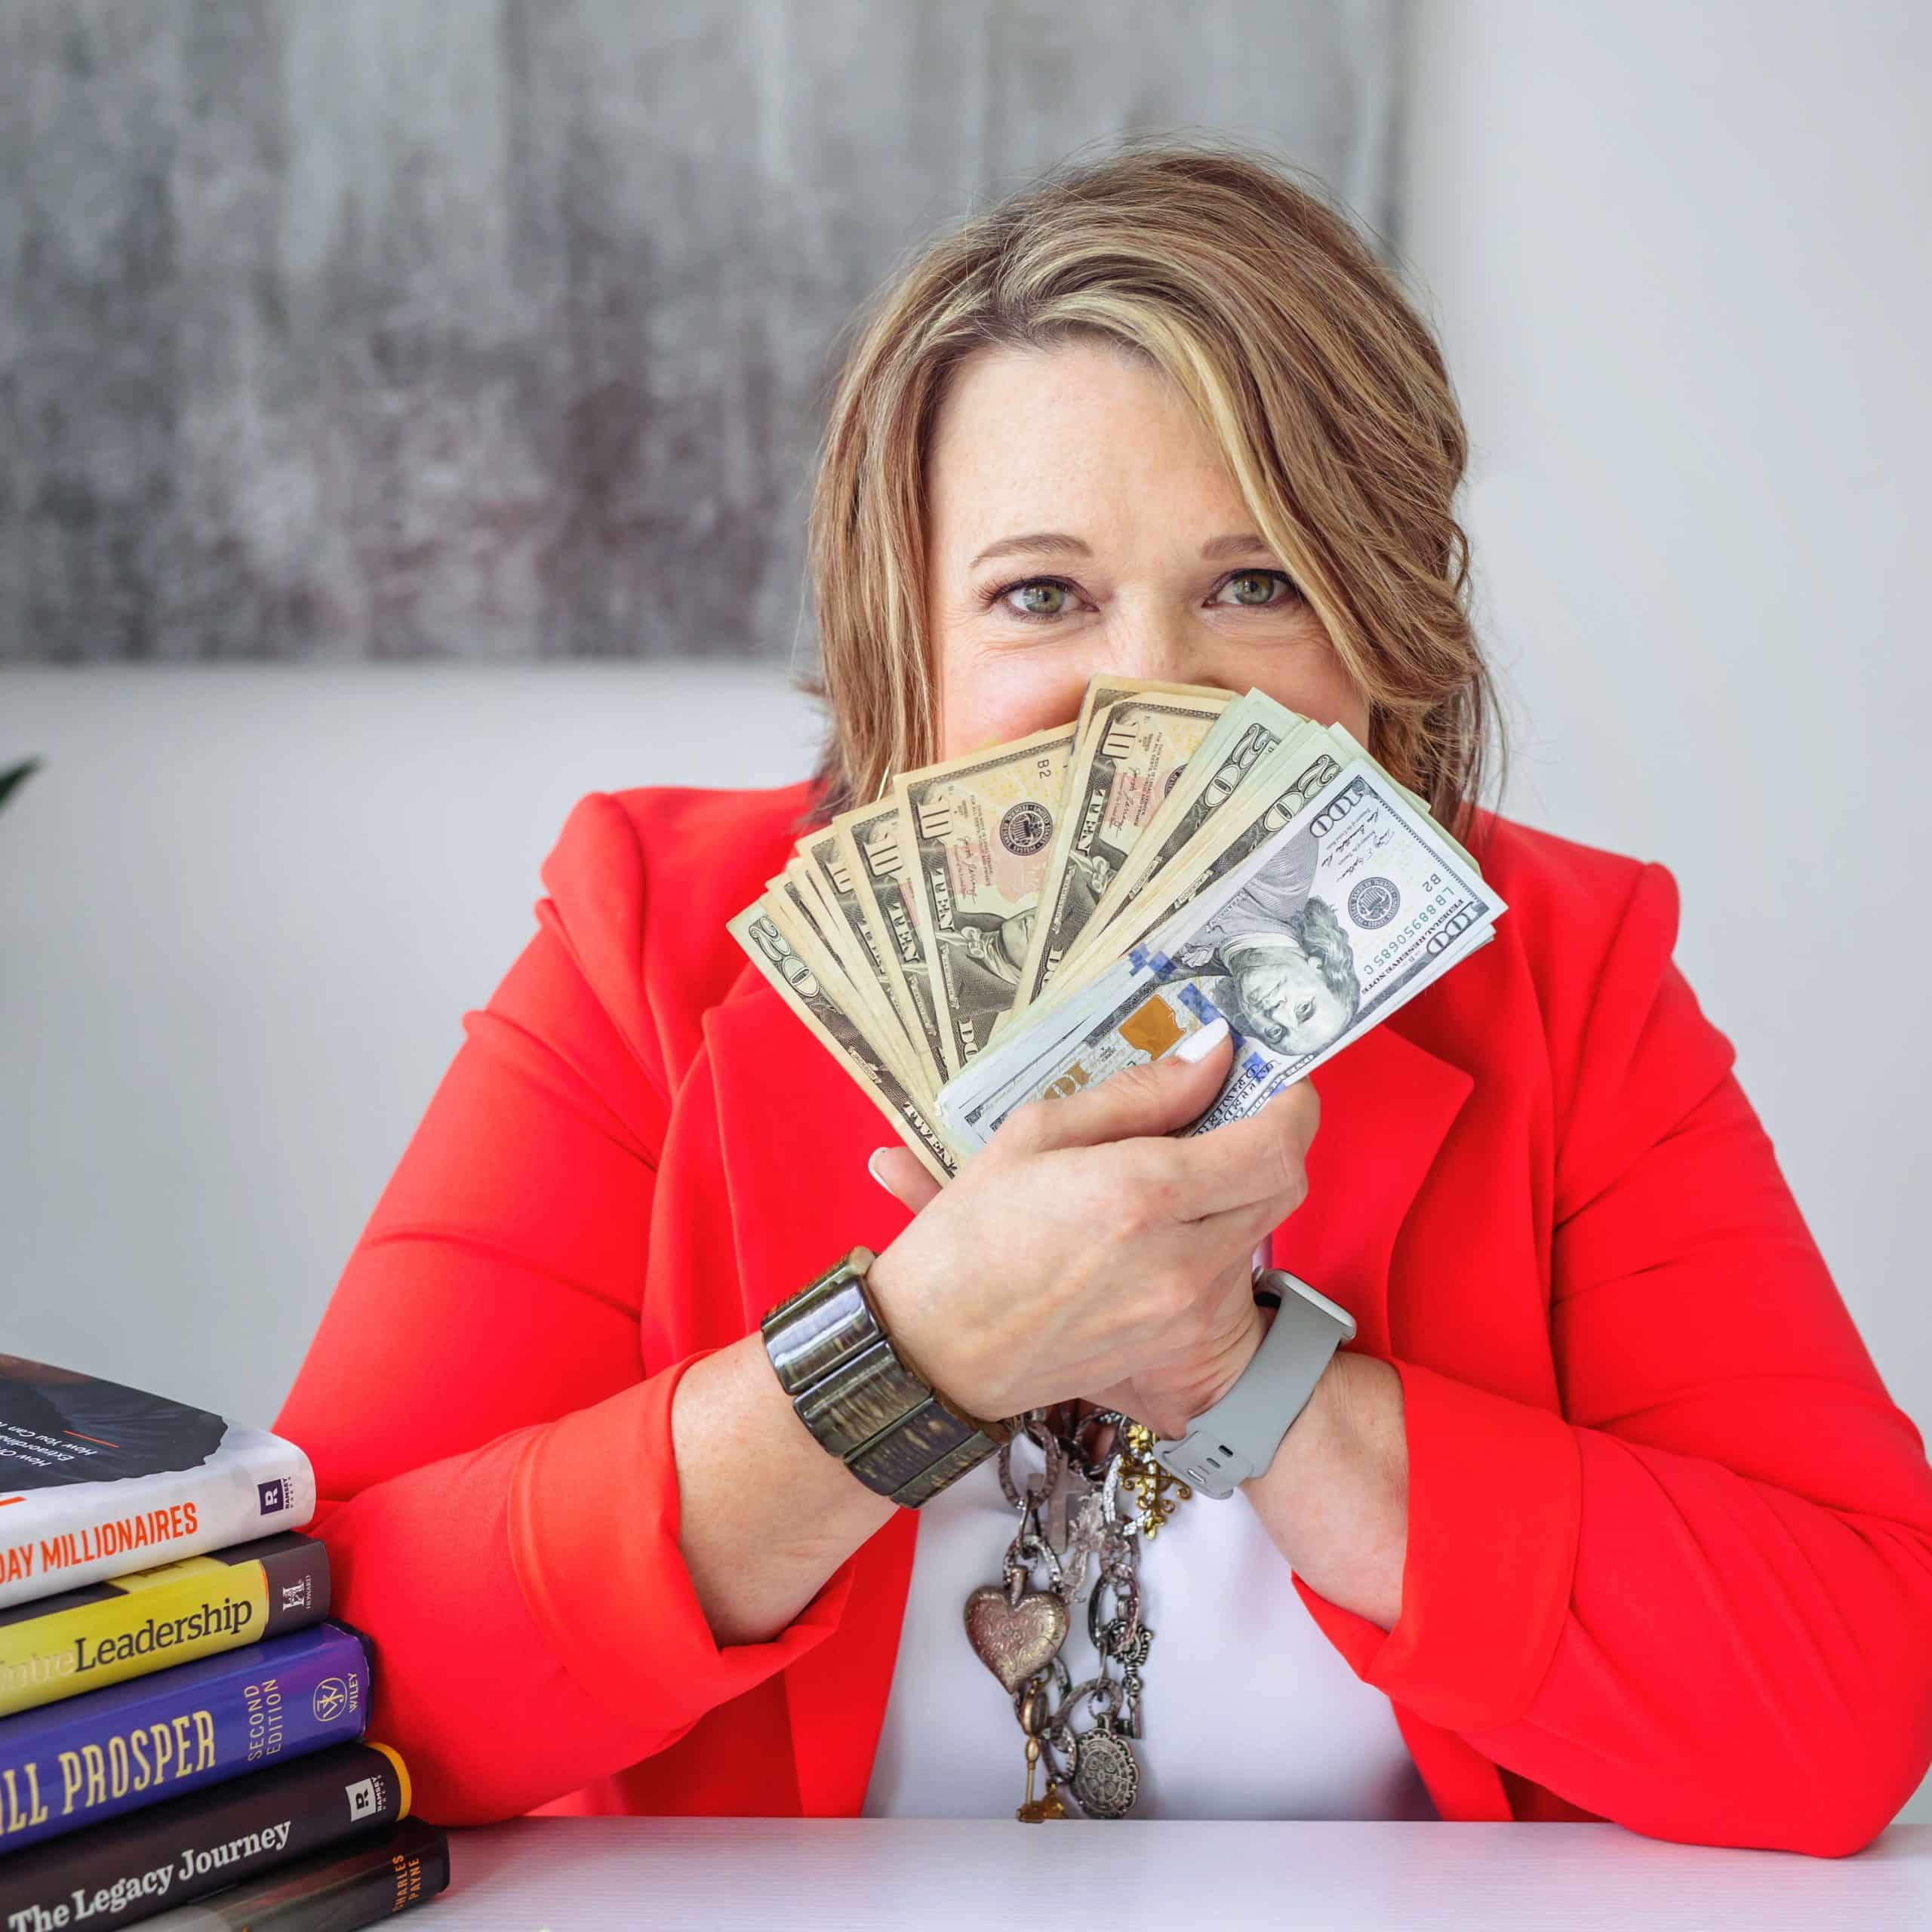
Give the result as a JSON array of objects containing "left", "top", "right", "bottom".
[{"left": 798, "top": 133, "right": 1503, "bottom": 843}]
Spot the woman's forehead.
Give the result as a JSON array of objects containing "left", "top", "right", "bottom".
[{"left": 925, "top": 343, "right": 1251, "bottom": 564}]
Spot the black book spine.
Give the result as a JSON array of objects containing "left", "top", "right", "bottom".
[
  {"left": 137, "top": 1819, "right": 449, "bottom": 1931},
  {"left": 257, "top": 1540, "right": 332, "bottom": 1638},
  {"left": 0, "top": 1740, "right": 409, "bottom": 1932}
]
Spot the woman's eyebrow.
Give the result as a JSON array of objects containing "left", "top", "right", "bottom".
[
  {"left": 968, "top": 531, "right": 1273, "bottom": 568},
  {"left": 969, "top": 532, "right": 1091, "bottom": 568},
  {"left": 1198, "top": 534, "right": 1276, "bottom": 562}
]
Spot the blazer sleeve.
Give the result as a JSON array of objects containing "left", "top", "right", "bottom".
[
  {"left": 1291, "top": 861, "right": 1932, "bottom": 1857},
  {"left": 271, "top": 792, "right": 860, "bottom": 1825}
]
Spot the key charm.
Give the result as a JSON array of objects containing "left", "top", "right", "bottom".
[
  {"left": 1099, "top": 1614, "right": 1152, "bottom": 1739},
  {"left": 1100, "top": 1613, "right": 1153, "bottom": 1669},
  {"left": 1014, "top": 1681, "right": 1070, "bottom": 1822}
]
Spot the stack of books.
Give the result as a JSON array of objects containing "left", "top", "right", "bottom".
[{"left": 0, "top": 1356, "right": 450, "bottom": 1929}]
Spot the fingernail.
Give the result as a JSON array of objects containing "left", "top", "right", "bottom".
[
  {"left": 867, "top": 1149, "right": 892, "bottom": 1189},
  {"left": 1174, "top": 1016, "right": 1230, "bottom": 1063}
]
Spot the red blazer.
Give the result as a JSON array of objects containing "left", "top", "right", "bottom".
[{"left": 273, "top": 783, "right": 1932, "bottom": 1854}]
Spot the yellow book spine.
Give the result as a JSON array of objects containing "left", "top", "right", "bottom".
[{"left": 0, "top": 1555, "right": 271, "bottom": 1718}]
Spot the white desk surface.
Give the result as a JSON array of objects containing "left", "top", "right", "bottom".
[{"left": 429, "top": 1817, "right": 1931, "bottom": 1929}]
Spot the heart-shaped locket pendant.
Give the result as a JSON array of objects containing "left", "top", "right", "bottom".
[{"left": 963, "top": 1584, "right": 1069, "bottom": 1694}]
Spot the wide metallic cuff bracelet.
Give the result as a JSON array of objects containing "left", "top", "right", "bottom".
[{"left": 761, "top": 1246, "right": 1015, "bottom": 1509}]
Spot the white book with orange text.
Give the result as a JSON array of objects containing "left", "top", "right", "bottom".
[{"left": 0, "top": 1356, "right": 315, "bottom": 1610}]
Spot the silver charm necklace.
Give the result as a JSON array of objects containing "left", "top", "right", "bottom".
[{"left": 961, "top": 1404, "right": 1193, "bottom": 1820}]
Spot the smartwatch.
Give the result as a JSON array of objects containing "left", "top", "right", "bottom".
[{"left": 1148, "top": 1269, "right": 1356, "bottom": 1500}]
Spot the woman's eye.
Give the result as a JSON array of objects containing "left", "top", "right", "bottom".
[
  {"left": 1214, "top": 570, "right": 1297, "bottom": 608},
  {"left": 1004, "top": 580, "right": 1075, "bottom": 620}
]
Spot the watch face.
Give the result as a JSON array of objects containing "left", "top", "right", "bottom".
[{"left": 1265, "top": 1268, "right": 1358, "bottom": 1340}]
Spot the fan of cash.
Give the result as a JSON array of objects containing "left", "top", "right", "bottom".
[{"left": 729, "top": 676, "right": 1506, "bottom": 1184}]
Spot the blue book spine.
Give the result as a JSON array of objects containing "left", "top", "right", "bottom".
[{"left": 0, "top": 1618, "right": 371, "bottom": 1854}]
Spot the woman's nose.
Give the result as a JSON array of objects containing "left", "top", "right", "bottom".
[{"left": 1106, "top": 617, "right": 1208, "bottom": 687}]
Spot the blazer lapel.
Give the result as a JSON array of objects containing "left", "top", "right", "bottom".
[
  {"left": 1269, "top": 1015, "right": 1475, "bottom": 1364},
  {"left": 707, "top": 970, "right": 1477, "bottom": 1817}
]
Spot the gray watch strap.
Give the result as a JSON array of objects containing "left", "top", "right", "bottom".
[{"left": 1149, "top": 1269, "right": 1357, "bottom": 1499}]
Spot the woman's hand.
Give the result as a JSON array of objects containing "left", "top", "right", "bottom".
[{"left": 864, "top": 1020, "right": 1319, "bottom": 1442}]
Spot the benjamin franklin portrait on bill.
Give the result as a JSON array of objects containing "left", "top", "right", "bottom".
[{"left": 1160, "top": 825, "right": 1362, "bottom": 1060}]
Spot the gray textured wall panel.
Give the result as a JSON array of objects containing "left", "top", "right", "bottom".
[{"left": 0, "top": 0, "right": 1401, "bottom": 662}]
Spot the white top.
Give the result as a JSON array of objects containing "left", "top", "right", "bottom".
[{"left": 860, "top": 1447, "right": 1437, "bottom": 1820}]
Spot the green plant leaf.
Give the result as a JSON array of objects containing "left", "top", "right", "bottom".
[{"left": 0, "top": 758, "right": 42, "bottom": 814}]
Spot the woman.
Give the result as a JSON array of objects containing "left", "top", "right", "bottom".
[{"left": 273, "top": 138, "right": 1932, "bottom": 1851}]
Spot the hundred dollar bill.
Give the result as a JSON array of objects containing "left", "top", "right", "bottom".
[
  {"left": 833, "top": 798, "right": 949, "bottom": 1087},
  {"left": 1062, "top": 701, "right": 1469, "bottom": 980},
  {"left": 798, "top": 826, "right": 928, "bottom": 1092},
  {"left": 894, "top": 724, "right": 1075, "bottom": 1077},
  {"left": 728, "top": 900, "right": 961, "bottom": 1183},
  {"left": 1324, "top": 718, "right": 1480, "bottom": 878},
  {"left": 935, "top": 761, "right": 1504, "bottom": 1153},
  {"left": 1065, "top": 688, "right": 1302, "bottom": 973},
  {"left": 1048, "top": 724, "right": 1350, "bottom": 1004},
  {"left": 1009, "top": 677, "right": 1232, "bottom": 1011}
]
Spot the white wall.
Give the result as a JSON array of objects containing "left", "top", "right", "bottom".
[
  {"left": 1398, "top": 0, "right": 1932, "bottom": 1822},
  {"left": 3, "top": 665, "right": 824, "bottom": 1416}
]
